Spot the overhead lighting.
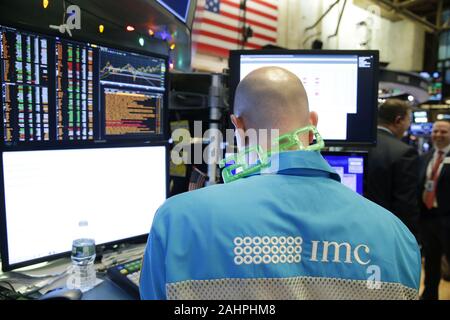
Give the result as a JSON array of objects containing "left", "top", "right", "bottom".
[
  {"left": 139, "top": 37, "right": 145, "bottom": 47},
  {"left": 43, "top": 0, "right": 49, "bottom": 8},
  {"left": 99, "top": 25, "right": 104, "bottom": 33},
  {"left": 148, "top": 29, "right": 155, "bottom": 37},
  {"left": 126, "top": 25, "right": 135, "bottom": 32},
  {"left": 170, "top": 43, "right": 176, "bottom": 50},
  {"left": 408, "top": 95, "right": 414, "bottom": 102}
]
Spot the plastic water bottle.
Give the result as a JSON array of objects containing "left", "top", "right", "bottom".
[{"left": 70, "top": 220, "right": 96, "bottom": 291}]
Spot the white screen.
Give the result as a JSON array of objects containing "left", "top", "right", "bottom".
[
  {"left": 240, "top": 55, "right": 359, "bottom": 140},
  {"left": 2, "top": 146, "right": 166, "bottom": 265}
]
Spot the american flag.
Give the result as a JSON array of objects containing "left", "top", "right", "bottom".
[{"left": 192, "top": 0, "right": 279, "bottom": 58}]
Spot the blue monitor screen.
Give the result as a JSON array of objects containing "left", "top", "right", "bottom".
[
  {"left": 420, "top": 71, "right": 443, "bottom": 101},
  {"left": 222, "top": 152, "right": 366, "bottom": 195},
  {"left": 410, "top": 123, "right": 433, "bottom": 136},
  {"left": 157, "top": 0, "right": 191, "bottom": 23},
  {"left": 322, "top": 153, "right": 365, "bottom": 195}
]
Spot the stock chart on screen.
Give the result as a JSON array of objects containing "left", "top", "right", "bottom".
[{"left": 99, "top": 47, "right": 165, "bottom": 139}]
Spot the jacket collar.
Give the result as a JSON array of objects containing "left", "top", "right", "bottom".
[
  {"left": 249, "top": 150, "right": 341, "bottom": 182},
  {"left": 377, "top": 126, "right": 394, "bottom": 136}
]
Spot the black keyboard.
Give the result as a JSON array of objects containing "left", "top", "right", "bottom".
[{"left": 107, "top": 258, "right": 142, "bottom": 299}]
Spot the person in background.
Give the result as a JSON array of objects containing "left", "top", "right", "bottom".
[
  {"left": 366, "top": 99, "right": 420, "bottom": 237},
  {"left": 139, "top": 67, "right": 420, "bottom": 300},
  {"left": 418, "top": 120, "right": 450, "bottom": 300}
]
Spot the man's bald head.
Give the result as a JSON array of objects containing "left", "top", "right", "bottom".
[{"left": 233, "top": 67, "right": 311, "bottom": 134}]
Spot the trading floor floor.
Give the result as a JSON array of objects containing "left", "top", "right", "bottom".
[{"left": 419, "top": 264, "right": 450, "bottom": 300}]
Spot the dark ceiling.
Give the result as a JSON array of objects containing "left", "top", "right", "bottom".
[
  {"left": 405, "top": 0, "right": 449, "bottom": 23},
  {"left": 0, "top": 0, "right": 195, "bottom": 71},
  {"left": 373, "top": 0, "right": 450, "bottom": 33}
]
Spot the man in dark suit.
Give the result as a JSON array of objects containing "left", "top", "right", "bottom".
[
  {"left": 367, "top": 99, "right": 420, "bottom": 237},
  {"left": 418, "top": 120, "right": 450, "bottom": 300}
]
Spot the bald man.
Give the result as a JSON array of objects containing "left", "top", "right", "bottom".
[{"left": 140, "top": 67, "right": 420, "bottom": 300}]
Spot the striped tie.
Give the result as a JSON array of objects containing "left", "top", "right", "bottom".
[{"left": 423, "top": 151, "right": 444, "bottom": 210}]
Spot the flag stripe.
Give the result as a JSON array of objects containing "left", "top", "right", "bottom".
[
  {"left": 194, "top": 34, "right": 256, "bottom": 51},
  {"left": 202, "top": 11, "right": 277, "bottom": 38},
  {"left": 221, "top": 0, "right": 277, "bottom": 21},
  {"left": 197, "top": 17, "right": 277, "bottom": 42},
  {"left": 195, "top": 43, "right": 229, "bottom": 57},
  {"left": 252, "top": 0, "right": 278, "bottom": 11},
  {"left": 192, "top": 0, "right": 278, "bottom": 58},
  {"left": 196, "top": 30, "right": 262, "bottom": 49},
  {"left": 220, "top": 3, "right": 277, "bottom": 32},
  {"left": 246, "top": 1, "right": 278, "bottom": 17}
]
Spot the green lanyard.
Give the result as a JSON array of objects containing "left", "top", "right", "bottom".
[{"left": 219, "top": 125, "right": 325, "bottom": 183}]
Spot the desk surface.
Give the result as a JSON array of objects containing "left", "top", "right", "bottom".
[
  {"left": 83, "top": 276, "right": 136, "bottom": 300},
  {"left": 1, "top": 256, "right": 141, "bottom": 300}
]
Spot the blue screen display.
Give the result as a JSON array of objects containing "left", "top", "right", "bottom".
[
  {"left": 410, "top": 123, "right": 433, "bottom": 136},
  {"left": 157, "top": 0, "right": 191, "bottom": 22},
  {"left": 322, "top": 154, "right": 365, "bottom": 195}
]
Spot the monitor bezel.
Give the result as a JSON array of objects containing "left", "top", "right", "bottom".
[
  {"left": 0, "top": 22, "right": 171, "bottom": 149},
  {"left": 156, "top": 0, "right": 197, "bottom": 28},
  {"left": 0, "top": 141, "right": 170, "bottom": 272},
  {"left": 321, "top": 150, "right": 369, "bottom": 197},
  {"left": 228, "top": 49, "right": 380, "bottom": 147}
]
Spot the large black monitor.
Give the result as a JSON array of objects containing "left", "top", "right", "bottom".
[
  {"left": 0, "top": 24, "right": 168, "bottom": 147},
  {"left": 322, "top": 151, "right": 368, "bottom": 196},
  {"left": 229, "top": 50, "right": 379, "bottom": 146},
  {"left": 156, "top": 0, "right": 196, "bottom": 27},
  {"left": 0, "top": 24, "right": 169, "bottom": 271},
  {"left": 0, "top": 145, "right": 167, "bottom": 271}
]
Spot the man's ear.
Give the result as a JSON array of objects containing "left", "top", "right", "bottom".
[
  {"left": 230, "top": 114, "right": 245, "bottom": 131},
  {"left": 230, "top": 114, "right": 246, "bottom": 150},
  {"left": 309, "top": 111, "right": 319, "bottom": 143},
  {"left": 394, "top": 115, "right": 403, "bottom": 125}
]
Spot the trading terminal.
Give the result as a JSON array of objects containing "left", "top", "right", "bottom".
[{"left": 0, "top": 0, "right": 449, "bottom": 303}]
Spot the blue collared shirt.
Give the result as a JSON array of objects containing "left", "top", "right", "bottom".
[{"left": 140, "top": 151, "right": 421, "bottom": 300}]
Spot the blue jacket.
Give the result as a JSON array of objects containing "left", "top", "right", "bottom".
[{"left": 140, "top": 151, "right": 421, "bottom": 300}]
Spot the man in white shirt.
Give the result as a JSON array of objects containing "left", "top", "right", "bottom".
[{"left": 418, "top": 120, "right": 450, "bottom": 300}]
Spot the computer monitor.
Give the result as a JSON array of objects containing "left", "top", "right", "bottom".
[
  {"left": 229, "top": 50, "right": 380, "bottom": 146},
  {"left": 419, "top": 71, "right": 442, "bottom": 102},
  {"left": 0, "top": 24, "right": 169, "bottom": 271},
  {"left": 413, "top": 111, "right": 429, "bottom": 124},
  {"left": 156, "top": 0, "right": 194, "bottom": 26},
  {"left": 409, "top": 122, "right": 433, "bottom": 136},
  {"left": 321, "top": 151, "right": 367, "bottom": 196},
  {"left": 0, "top": 24, "right": 168, "bottom": 147},
  {"left": 0, "top": 145, "right": 167, "bottom": 271}
]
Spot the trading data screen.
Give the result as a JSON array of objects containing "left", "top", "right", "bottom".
[
  {"left": 229, "top": 51, "right": 379, "bottom": 145},
  {"left": 1, "top": 29, "right": 54, "bottom": 143},
  {"left": 0, "top": 25, "right": 167, "bottom": 146},
  {"left": 99, "top": 47, "right": 165, "bottom": 140},
  {"left": 55, "top": 39, "right": 96, "bottom": 141},
  {"left": 322, "top": 153, "right": 366, "bottom": 195}
]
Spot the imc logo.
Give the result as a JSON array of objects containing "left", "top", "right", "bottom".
[
  {"left": 49, "top": 5, "right": 81, "bottom": 37},
  {"left": 233, "top": 235, "right": 383, "bottom": 290}
]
